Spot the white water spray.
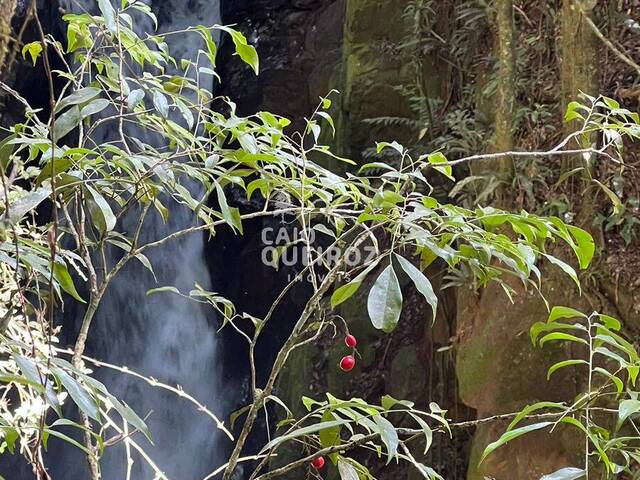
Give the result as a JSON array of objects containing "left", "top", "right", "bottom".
[{"left": 56, "top": 1, "right": 224, "bottom": 478}]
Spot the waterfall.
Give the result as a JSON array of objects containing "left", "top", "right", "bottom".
[{"left": 52, "top": 1, "right": 225, "bottom": 479}]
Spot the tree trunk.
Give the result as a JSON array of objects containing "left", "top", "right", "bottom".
[
  {"left": 560, "top": 0, "right": 598, "bottom": 112},
  {"left": 494, "top": 0, "right": 516, "bottom": 167},
  {"left": 0, "top": 0, "right": 17, "bottom": 77}
]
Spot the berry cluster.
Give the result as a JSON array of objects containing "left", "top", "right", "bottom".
[
  {"left": 339, "top": 333, "right": 357, "bottom": 372},
  {"left": 309, "top": 333, "right": 360, "bottom": 472}
]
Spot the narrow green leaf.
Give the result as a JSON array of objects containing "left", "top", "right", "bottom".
[
  {"left": 15, "top": 355, "right": 61, "bottom": 415},
  {"left": 215, "top": 183, "right": 242, "bottom": 233},
  {"left": 146, "top": 286, "right": 180, "bottom": 296},
  {"left": 594, "top": 367, "right": 623, "bottom": 393},
  {"left": 97, "top": 0, "right": 117, "bottom": 32},
  {"left": 507, "top": 402, "right": 564, "bottom": 431},
  {"left": 540, "top": 467, "right": 586, "bottom": 480},
  {"left": 480, "top": 422, "right": 553, "bottom": 463},
  {"left": 81, "top": 99, "right": 110, "bottom": 118},
  {"left": 53, "top": 106, "right": 81, "bottom": 140},
  {"left": 566, "top": 226, "right": 594, "bottom": 269},
  {"left": 395, "top": 254, "right": 437, "bottom": 323},
  {"left": 43, "top": 428, "right": 91, "bottom": 455},
  {"left": 593, "top": 179, "right": 623, "bottom": 215},
  {"left": 426, "top": 152, "right": 454, "bottom": 181},
  {"left": 259, "top": 420, "right": 349, "bottom": 453},
  {"left": 547, "top": 306, "right": 586, "bottom": 323},
  {"left": 53, "top": 262, "right": 85, "bottom": 303},
  {"left": 543, "top": 255, "right": 580, "bottom": 291},
  {"left": 127, "top": 89, "right": 145, "bottom": 110},
  {"left": 373, "top": 415, "right": 399, "bottom": 463},
  {"left": 7, "top": 186, "right": 51, "bottom": 223},
  {"left": 109, "top": 396, "right": 152, "bottom": 442},
  {"left": 86, "top": 185, "right": 116, "bottom": 233},
  {"left": 618, "top": 399, "right": 640, "bottom": 428},
  {"left": 547, "top": 359, "right": 588, "bottom": 380},
  {"left": 52, "top": 367, "right": 100, "bottom": 422},
  {"left": 153, "top": 90, "right": 169, "bottom": 118},
  {"left": 56, "top": 87, "right": 101, "bottom": 113},
  {"left": 539, "top": 332, "right": 588, "bottom": 347},
  {"left": 337, "top": 459, "right": 359, "bottom": 480},
  {"left": 330, "top": 259, "right": 380, "bottom": 308}
]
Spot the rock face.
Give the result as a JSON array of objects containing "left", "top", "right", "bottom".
[
  {"left": 456, "top": 272, "right": 586, "bottom": 479},
  {"left": 217, "top": 0, "right": 345, "bottom": 131},
  {"left": 337, "top": 0, "right": 415, "bottom": 158}
]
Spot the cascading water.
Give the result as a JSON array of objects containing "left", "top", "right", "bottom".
[{"left": 51, "top": 1, "right": 225, "bottom": 479}]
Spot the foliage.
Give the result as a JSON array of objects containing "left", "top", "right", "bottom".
[{"left": 486, "top": 307, "right": 640, "bottom": 478}]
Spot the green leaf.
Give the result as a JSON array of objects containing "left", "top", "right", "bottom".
[
  {"left": 196, "top": 26, "right": 217, "bottom": 66},
  {"left": 367, "top": 264, "right": 403, "bottom": 332},
  {"left": 330, "top": 259, "right": 380, "bottom": 308},
  {"left": 319, "top": 411, "right": 341, "bottom": 450},
  {"left": 215, "top": 183, "right": 243, "bottom": 233},
  {"left": 507, "top": 401, "right": 564, "bottom": 431},
  {"left": 218, "top": 27, "right": 259, "bottom": 74},
  {"left": 81, "top": 99, "right": 110, "bottom": 118},
  {"left": 539, "top": 332, "right": 588, "bottom": 347},
  {"left": 381, "top": 395, "right": 414, "bottom": 411},
  {"left": 0, "top": 134, "right": 16, "bottom": 174},
  {"left": 480, "top": 422, "right": 553, "bottom": 463},
  {"left": 259, "top": 420, "right": 349, "bottom": 453},
  {"left": 597, "top": 314, "right": 621, "bottom": 331},
  {"left": 97, "top": 0, "right": 117, "bottom": 32},
  {"left": 3, "top": 428, "right": 18, "bottom": 454},
  {"left": 86, "top": 185, "right": 116, "bottom": 233},
  {"left": 53, "top": 106, "right": 81, "bottom": 140},
  {"left": 540, "top": 467, "right": 586, "bottom": 480},
  {"left": 7, "top": 186, "right": 51, "bottom": 223},
  {"left": 594, "top": 367, "right": 623, "bottom": 393},
  {"left": 127, "top": 89, "right": 146, "bottom": 110},
  {"left": 43, "top": 428, "right": 91, "bottom": 455},
  {"left": 21, "top": 41, "right": 43, "bottom": 66},
  {"left": 56, "top": 88, "right": 101, "bottom": 112},
  {"left": 618, "top": 399, "right": 640, "bottom": 428},
  {"left": 593, "top": 179, "right": 624, "bottom": 215},
  {"left": 543, "top": 255, "right": 580, "bottom": 291},
  {"left": 409, "top": 413, "right": 433, "bottom": 454},
  {"left": 146, "top": 286, "right": 180, "bottom": 296},
  {"left": 426, "top": 152, "right": 454, "bottom": 181},
  {"left": 337, "top": 459, "right": 359, "bottom": 480},
  {"left": 547, "top": 359, "right": 588, "bottom": 379},
  {"left": 547, "top": 306, "right": 586, "bottom": 323},
  {"left": 373, "top": 415, "right": 399, "bottom": 463},
  {"left": 530, "top": 321, "right": 584, "bottom": 345},
  {"left": 395, "top": 254, "right": 437, "bottom": 323},
  {"left": 15, "top": 355, "right": 61, "bottom": 415},
  {"left": 229, "top": 404, "right": 251, "bottom": 429},
  {"left": 53, "top": 262, "right": 85, "bottom": 303},
  {"left": 153, "top": 90, "right": 169, "bottom": 118},
  {"left": 376, "top": 141, "right": 404, "bottom": 154},
  {"left": 135, "top": 253, "right": 157, "bottom": 282},
  {"left": 52, "top": 367, "right": 100, "bottom": 422},
  {"left": 109, "top": 396, "right": 152, "bottom": 442},
  {"left": 566, "top": 226, "right": 594, "bottom": 269}
]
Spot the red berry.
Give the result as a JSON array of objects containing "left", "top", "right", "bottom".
[
  {"left": 344, "top": 334, "right": 357, "bottom": 348},
  {"left": 311, "top": 456, "right": 325, "bottom": 470},
  {"left": 340, "top": 355, "right": 356, "bottom": 372}
]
